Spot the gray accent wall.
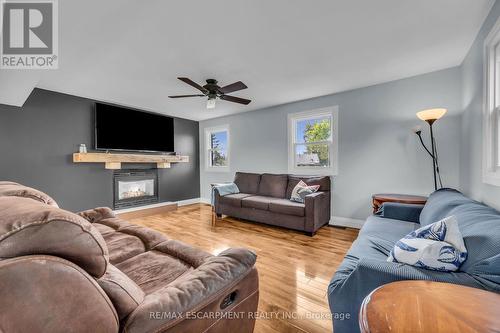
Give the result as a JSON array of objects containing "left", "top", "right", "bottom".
[
  {"left": 461, "top": 0, "right": 500, "bottom": 210},
  {"left": 200, "top": 68, "right": 462, "bottom": 221},
  {"left": 0, "top": 88, "right": 200, "bottom": 212}
]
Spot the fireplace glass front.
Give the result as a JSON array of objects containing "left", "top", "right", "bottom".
[{"left": 113, "top": 170, "right": 158, "bottom": 209}]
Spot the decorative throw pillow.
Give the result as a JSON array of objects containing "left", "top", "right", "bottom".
[
  {"left": 387, "top": 215, "right": 467, "bottom": 272},
  {"left": 290, "top": 180, "right": 320, "bottom": 203}
]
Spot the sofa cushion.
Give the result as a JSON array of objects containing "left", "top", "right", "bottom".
[
  {"left": 286, "top": 175, "right": 330, "bottom": 199},
  {"left": 116, "top": 249, "right": 193, "bottom": 294},
  {"left": 121, "top": 248, "right": 257, "bottom": 333},
  {"left": 93, "top": 223, "right": 116, "bottom": 236},
  {"left": 101, "top": 231, "right": 147, "bottom": 265},
  {"left": 420, "top": 189, "right": 500, "bottom": 280},
  {"left": 269, "top": 199, "right": 305, "bottom": 217},
  {"left": 330, "top": 216, "right": 420, "bottom": 295},
  {"left": 95, "top": 218, "right": 170, "bottom": 265},
  {"left": 258, "top": 174, "right": 288, "bottom": 198},
  {"left": 96, "top": 212, "right": 214, "bottom": 296},
  {"left": 115, "top": 239, "right": 212, "bottom": 295},
  {"left": 242, "top": 196, "right": 273, "bottom": 210},
  {"left": 354, "top": 215, "right": 420, "bottom": 258},
  {"left": 0, "top": 196, "right": 109, "bottom": 278},
  {"left": 0, "top": 181, "right": 59, "bottom": 207},
  {"left": 234, "top": 172, "right": 261, "bottom": 194},
  {"left": 97, "top": 264, "right": 145, "bottom": 320},
  {"left": 419, "top": 188, "right": 466, "bottom": 226},
  {"left": 219, "top": 193, "right": 254, "bottom": 208},
  {"left": 329, "top": 216, "right": 420, "bottom": 302}
]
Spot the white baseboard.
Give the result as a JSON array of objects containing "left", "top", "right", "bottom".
[
  {"left": 114, "top": 198, "right": 202, "bottom": 214},
  {"left": 329, "top": 216, "right": 365, "bottom": 229},
  {"left": 177, "top": 198, "right": 201, "bottom": 206},
  {"left": 200, "top": 197, "right": 211, "bottom": 204},
  {"left": 114, "top": 201, "right": 176, "bottom": 214}
]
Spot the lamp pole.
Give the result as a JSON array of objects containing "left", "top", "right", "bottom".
[
  {"left": 415, "top": 108, "right": 446, "bottom": 192},
  {"left": 427, "top": 120, "right": 438, "bottom": 191}
]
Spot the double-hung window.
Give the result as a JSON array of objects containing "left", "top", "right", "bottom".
[
  {"left": 205, "top": 125, "right": 229, "bottom": 171},
  {"left": 288, "top": 107, "right": 338, "bottom": 175},
  {"left": 483, "top": 18, "right": 500, "bottom": 185}
]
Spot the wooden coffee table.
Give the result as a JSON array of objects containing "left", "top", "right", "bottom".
[
  {"left": 372, "top": 193, "right": 427, "bottom": 214},
  {"left": 359, "top": 281, "right": 500, "bottom": 333}
]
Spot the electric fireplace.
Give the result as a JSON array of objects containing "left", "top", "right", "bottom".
[{"left": 113, "top": 169, "right": 158, "bottom": 209}]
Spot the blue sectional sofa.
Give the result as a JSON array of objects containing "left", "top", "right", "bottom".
[{"left": 328, "top": 188, "right": 500, "bottom": 333}]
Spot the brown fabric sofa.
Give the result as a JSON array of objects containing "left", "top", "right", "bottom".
[
  {"left": 0, "top": 181, "right": 259, "bottom": 333},
  {"left": 214, "top": 173, "right": 331, "bottom": 236}
]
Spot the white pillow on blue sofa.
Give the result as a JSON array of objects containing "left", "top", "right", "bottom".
[{"left": 387, "top": 215, "right": 467, "bottom": 271}]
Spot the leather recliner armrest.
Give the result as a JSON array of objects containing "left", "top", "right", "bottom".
[
  {"left": 0, "top": 255, "right": 119, "bottom": 333},
  {"left": 78, "top": 207, "right": 116, "bottom": 223},
  {"left": 122, "top": 248, "right": 259, "bottom": 333}
]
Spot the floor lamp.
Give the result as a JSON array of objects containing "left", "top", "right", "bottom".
[{"left": 414, "top": 108, "right": 447, "bottom": 191}]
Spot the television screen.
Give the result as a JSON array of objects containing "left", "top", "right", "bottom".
[{"left": 95, "top": 103, "right": 174, "bottom": 152}]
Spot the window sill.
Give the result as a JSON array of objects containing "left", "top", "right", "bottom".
[
  {"left": 483, "top": 172, "right": 500, "bottom": 186},
  {"left": 288, "top": 167, "right": 337, "bottom": 176}
]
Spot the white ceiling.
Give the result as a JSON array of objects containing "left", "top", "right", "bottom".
[{"left": 16, "top": 0, "right": 497, "bottom": 120}]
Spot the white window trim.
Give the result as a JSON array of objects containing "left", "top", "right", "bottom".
[
  {"left": 205, "top": 125, "right": 230, "bottom": 172},
  {"left": 287, "top": 106, "right": 339, "bottom": 176},
  {"left": 483, "top": 17, "right": 500, "bottom": 186}
]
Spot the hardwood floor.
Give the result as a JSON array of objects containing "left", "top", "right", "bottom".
[{"left": 129, "top": 203, "right": 359, "bottom": 333}]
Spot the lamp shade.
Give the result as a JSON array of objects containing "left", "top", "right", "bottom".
[{"left": 416, "top": 108, "right": 447, "bottom": 122}]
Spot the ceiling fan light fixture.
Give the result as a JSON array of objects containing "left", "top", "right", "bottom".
[
  {"left": 170, "top": 77, "right": 251, "bottom": 108},
  {"left": 206, "top": 97, "right": 216, "bottom": 109}
]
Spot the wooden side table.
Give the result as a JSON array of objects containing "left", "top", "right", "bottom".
[
  {"left": 372, "top": 193, "right": 427, "bottom": 214},
  {"left": 359, "top": 281, "right": 500, "bottom": 333}
]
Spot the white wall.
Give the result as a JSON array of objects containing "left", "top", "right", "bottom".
[
  {"left": 461, "top": 0, "right": 500, "bottom": 210},
  {"left": 200, "top": 67, "right": 462, "bottom": 221}
]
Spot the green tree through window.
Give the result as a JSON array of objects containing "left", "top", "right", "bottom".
[
  {"left": 211, "top": 133, "right": 227, "bottom": 166},
  {"left": 304, "top": 119, "right": 331, "bottom": 165}
]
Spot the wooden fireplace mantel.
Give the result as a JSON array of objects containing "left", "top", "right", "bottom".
[{"left": 73, "top": 152, "right": 189, "bottom": 170}]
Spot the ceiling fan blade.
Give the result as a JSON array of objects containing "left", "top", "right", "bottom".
[
  {"left": 218, "top": 81, "right": 248, "bottom": 94},
  {"left": 168, "top": 94, "right": 205, "bottom": 98},
  {"left": 178, "top": 77, "right": 209, "bottom": 94},
  {"left": 220, "top": 95, "right": 251, "bottom": 105}
]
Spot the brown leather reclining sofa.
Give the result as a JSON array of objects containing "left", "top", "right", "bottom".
[
  {"left": 214, "top": 173, "right": 331, "bottom": 236},
  {"left": 0, "top": 181, "right": 259, "bottom": 333}
]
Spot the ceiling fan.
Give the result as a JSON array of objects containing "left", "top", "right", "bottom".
[{"left": 169, "top": 77, "right": 251, "bottom": 109}]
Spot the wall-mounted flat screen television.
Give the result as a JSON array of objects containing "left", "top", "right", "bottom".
[{"left": 95, "top": 103, "right": 174, "bottom": 153}]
